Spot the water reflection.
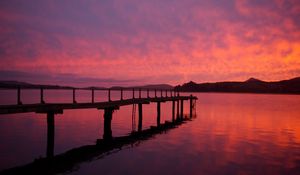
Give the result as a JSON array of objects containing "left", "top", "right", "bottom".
[
  {"left": 0, "top": 119, "right": 191, "bottom": 175},
  {"left": 0, "top": 93, "right": 300, "bottom": 175}
]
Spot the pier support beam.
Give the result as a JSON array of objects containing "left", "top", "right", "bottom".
[
  {"left": 180, "top": 99, "right": 184, "bottom": 120},
  {"left": 190, "top": 95, "right": 193, "bottom": 119},
  {"left": 176, "top": 100, "right": 180, "bottom": 120},
  {"left": 172, "top": 100, "right": 175, "bottom": 122},
  {"left": 103, "top": 108, "right": 114, "bottom": 140},
  {"left": 157, "top": 102, "right": 161, "bottom": 127},
  {"left": 138, "top": 103, "right": 143, "bottom": 132},
  {"left": 36, "top": 109, "right": 63, "bottom": 159},
  {"left": 47, "top": 112, "right": 55, "bottom": 158}
]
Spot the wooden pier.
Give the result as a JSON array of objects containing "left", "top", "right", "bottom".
[{"left": 0, "top": 86, "right": 197, "bottom": 158}]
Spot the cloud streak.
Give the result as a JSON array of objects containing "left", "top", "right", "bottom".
[{"left": 0, "top": 0, "right": 299, "bottom": 85}]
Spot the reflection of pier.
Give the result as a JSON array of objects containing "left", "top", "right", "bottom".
[
  {"left": 0, "top": 87, "right": 197, "bottom": 172},
  {"left": 0, "top": 118, "right": 192, "bottom": 175}
]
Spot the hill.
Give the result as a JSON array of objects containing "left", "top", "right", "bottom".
[{"left": 175, "top": 77, "right": 300, "bottom": 94}]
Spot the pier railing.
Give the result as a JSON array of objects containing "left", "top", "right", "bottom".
[{"left": 0, "top": 86, "right": 181, "bottom": 105}]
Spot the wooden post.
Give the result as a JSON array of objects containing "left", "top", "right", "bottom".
[
  {"left": 190, "top": 95, "right": 193, "bottom": 118},
  {"left": 103, "top": 108, "right": 113, "bottom": 140},
  {"left": 92, "top": 89, "right": 95, "bottom": 103},
  {"left": 139, "top": 88, "right": 141, "bottom": 99},
  {"left": 41, "top": 88, "right": 45, "bottom": 104},
  {"left": 17, "top": 87, "right": 22, "bottom": 105},
  {"left": 73, "top": 88, "right": 76, "bottom": 103},
  {"left": 157, "top": 102, "right": 161, "bottom": 127},
  {"left": 121, "top": 88, "right": 123, "bottom": 101},
  {"left": 47, "top": 111, "right": 55, "bottom": 158},
  {"left": 108, "top": 89, "right": 111, "bottom": 102},
  {"left": 133, "top": 88, "right": 135, "bottom": 99},
  {"left": 180, "top": 99, "right": 184, "bottom": 120},
  {"left": 147, "top": 89, "right": 149, "bottom": 98},
  {"left": 138, "top": 103, "right": 143, "bottom": 132},
  {"left": 172, "top": 100, "right": 175, "bottom": 122},
  {"left": 160, "top": 90, "right": 163, "bottom": 98},
  {"left": 176, "top": 100, "right": 180, "bottom": 120}
]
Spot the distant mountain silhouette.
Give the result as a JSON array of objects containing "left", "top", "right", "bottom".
[
  {"left": 130, "top": 84, "right": 173, "bottom": 90},
  {"left": 0, "top": 81, "right": 173, "bottom": 90},
  {"left": 175, "top": 77, "right": 300, "bottom": 94},
  {"left": 107, "top": 84, "right": 173, "bottom": 90},
  {"left": 0, "top": 81, "right": 74, "bottom": 89},
  {"left": 245, "top": 77, "right": 265, "bottom": 83}
]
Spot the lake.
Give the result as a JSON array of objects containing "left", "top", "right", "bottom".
[{"left": 0, "top": 92, "right": 300, "bottom": 175}]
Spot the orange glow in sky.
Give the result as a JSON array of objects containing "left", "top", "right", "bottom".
[{"left": 0, "top": 0, "right": 299, "bottom": 86}]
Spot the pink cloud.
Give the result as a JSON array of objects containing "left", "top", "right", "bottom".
[{"left": 0, "top": 0, "right": 299, "bottom": 85}]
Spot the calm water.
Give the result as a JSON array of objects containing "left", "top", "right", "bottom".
[{"left": 0, "top": 92, "right": 300, "bottom": 175}]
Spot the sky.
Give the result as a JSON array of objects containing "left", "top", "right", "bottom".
[{"left": 0, "top": 0, "right": 299, "bottom": 87}]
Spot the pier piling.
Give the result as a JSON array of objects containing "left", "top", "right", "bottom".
[
  {"left": 190, "top": 95, "right": 193, "bottom": 118},
  {"left": 176, "top": 100, "right": 180, "bottom": 120},
  {"left": 47, "top": 112, "right": 55, "bottom": 158},
  {"left": 180, "top": 99, "right": 184, "bottom": 120},
  {"left": 172, "top": 100, "right": 175, "bottom": 122},
  {"left": 103, "top": 108, "right": 113, "bottom": 140},
  {"left": 157, "top": 102, "right": 161, "bottom": 127},
  {"left": 138, "top": 103, "right": 143, "bottom": 132}
]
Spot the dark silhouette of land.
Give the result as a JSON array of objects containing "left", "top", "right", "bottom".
[
  {"left": 175, "top": 77, "right": 300, "bottom": 94},
  {"left": 0, "top": 81, "right": 75, "bottom": 89},
  {"left": 111, "top": 84, "right": 173, "bottom": 90},
  {"left": 0, "top": 81, "right": 173, "bottom": 90},
  {"left": 1, "top": 76, "right": 300, "bottom": 94}
]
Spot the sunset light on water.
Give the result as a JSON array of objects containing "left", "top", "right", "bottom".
[{"left": 0, "top": 0, "right": 300, "bottom": 174}]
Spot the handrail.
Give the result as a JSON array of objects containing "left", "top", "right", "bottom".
[{"left": 0, "top": 86, "right": 180, "bottom": 106}]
